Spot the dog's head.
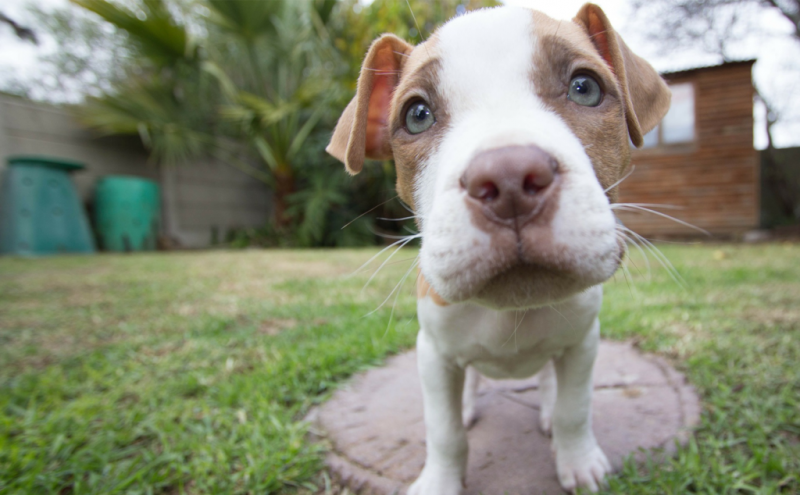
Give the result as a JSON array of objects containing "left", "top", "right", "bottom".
[{"left": 327, "top": 4, "right": 670, "bottom": 309}]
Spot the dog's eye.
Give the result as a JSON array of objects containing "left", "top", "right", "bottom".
[
  {"left": 568, "top": 75, "right": 602, "bottom": 107},
  {"left": 405, "top": 101, "right": 435, "bottom": 134}
]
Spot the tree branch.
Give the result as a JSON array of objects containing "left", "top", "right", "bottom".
[{"left": 0, "top": 11, "right": 38, "bottom": 44}]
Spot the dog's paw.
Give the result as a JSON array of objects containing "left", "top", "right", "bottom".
[
  {"left": 407, "top": 467, "right": 465, "bottom": 495},
  {"left": 538, "top": 412, "right": 552, "bottom": 436},
  {"left": 462, "top": 405, "right": 479, "bottom": 429},
  {"left": 555, "top": 444, "right": 611, "bottom": 493}
]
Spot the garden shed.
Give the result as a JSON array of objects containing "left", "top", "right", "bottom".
[{"left": 617, "top": 60, "right": 759, "bottom": 238}]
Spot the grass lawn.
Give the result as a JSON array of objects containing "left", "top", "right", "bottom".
[{"left": 0, "top": 244, "right": 798, "bottom": 494}]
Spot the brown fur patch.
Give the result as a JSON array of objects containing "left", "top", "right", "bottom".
[
  {"left": 417, "top": 271, "right": 450, "bottom": 306},
  {"left": 388, "top": 36, "right": 448, "bottom": 209},
  {"left": 529, "top": 12, "right": 630, "bottom": 200}
]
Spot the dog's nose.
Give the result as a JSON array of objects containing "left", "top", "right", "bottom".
[{"left": 460, "top": 145, "right": 558, "bottom": 222}]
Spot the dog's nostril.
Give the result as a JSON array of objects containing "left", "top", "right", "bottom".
[
  {"left": 523, "top": 174, "right": 540, "bottom": 195},
  {"left": 472, "top": 181, "right": 499, "bottom": 201}
]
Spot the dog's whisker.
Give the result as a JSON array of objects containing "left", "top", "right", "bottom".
[
  {"left": 383, "top": 255, "right": 421, "bottom": 337},
  {"left": 404, "top": 0, "right": 431, "bottom": 59},
  {"left": 604, "top": 165, "right": 635, "bottom": 193},
  {"left": 376, "top": 215, "right": 420, "bottom": 222},
  {"left": 363, "top": 68, "right": 402, "bottom": 74},
  {"left": 392, "top": 50, "right": 411, "bottom": 58},
  {"left": 383, "top": 256, "right": 421, "bottom": 267},
  {"left": 361, "top": 235, "right": 420, "bottom": 293},
  {"left": 342, "top": 195, "right": 400, "bottom": 230},
  {"left": 588, "top": 28, "right": 611, "bottom": 40},
  {"left": 617, "top": 228, "right": 652, "bottom": 280},
  {"left": 614, "top": 204, "right": 710, "bottom": 236},
  {"left": 619, "top": 260, "right": 638, "bottom": 297},
  {"left": 548, "top": 304, "right": 574, "bottom": 330},
  {"left": 611, "top": 202, "right": 684, "bottom": 211},
  {"left": 619, "top": 226, "right": 686, "bottom": 288},
  {"left": 502, "top": 309, "right": 527, "bottom": 350},
  {"left": 364, "top": 254, "right": 419, "bottom": 320},
  {"left": 371, "top": 231, "right": 422, "bottom": 240},
  {"left": 351, "top": 235, "right": 415, "bottom": 278},
  {"left": 614, "top": 229, "right": 643, "bottom": 291},
  {"left": 399, "top": 200, "right": 417, "bottom": 216},
  {"left": 616, "top": 229, "right": 644, "bottom": 274}
]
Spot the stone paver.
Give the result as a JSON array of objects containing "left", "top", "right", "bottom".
[{"left": 310, "top": 341, "right": 701, "bottom": 495}]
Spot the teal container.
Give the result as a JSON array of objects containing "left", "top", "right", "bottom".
[
  {"left": 0, "top": 156, "right": 96, "bottom": 255},
  {"left": 94, "top": 176, "right": 161, "bottom": 252}
]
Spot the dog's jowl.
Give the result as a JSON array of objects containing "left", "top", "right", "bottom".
[{"left": 327, "top": 4, "right": 670, "bottom": 494}]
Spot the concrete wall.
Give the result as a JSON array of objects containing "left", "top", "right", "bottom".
[
  {"left": 162, "top": 160, "right": 272, "bottom": 248},
  {"left": 0, "top": 92, "right": 272, "bottom": 248}
]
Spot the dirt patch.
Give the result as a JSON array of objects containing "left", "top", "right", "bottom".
[
  {"left": 742, "top": 307, "right": 800, "bottom": 327},
  {"left": 258, "top": 318, "right": 328, "bottom": 336},
  {"left": 259, "top": 318, "right": 299, "bottom": 335}
]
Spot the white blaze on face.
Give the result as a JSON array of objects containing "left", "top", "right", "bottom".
[{"left": 414, "top": 7, "right": 620, "bottom": 307}]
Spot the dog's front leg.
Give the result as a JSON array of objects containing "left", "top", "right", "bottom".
[
  {"left": 408, "top": 329, "right": 468, "bottom": 495},
  {"left": 552, "top": 318, "right": 611, "bottom": 493}
]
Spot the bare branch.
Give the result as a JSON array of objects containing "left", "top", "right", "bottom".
[{"left": 0, "top": 11, "right": 38, "bottom": 44}]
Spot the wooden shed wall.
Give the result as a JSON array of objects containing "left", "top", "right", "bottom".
[{"left": 617, "top": 62, "right": 759, "bottom": 237}]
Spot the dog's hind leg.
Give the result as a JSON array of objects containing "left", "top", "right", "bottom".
[
  {"left": 538, "top": 359, "right": 557, "bottom": 436},
  {"left": 462, "top": 366, "right": 480, "bottom": 428}
]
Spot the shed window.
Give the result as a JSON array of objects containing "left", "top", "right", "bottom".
[
  {"left": 638, "top": 82, "right": 695, "bottom": 148},
  {"left": 662, "top": 83, "right": 695, "bottom": 143}
]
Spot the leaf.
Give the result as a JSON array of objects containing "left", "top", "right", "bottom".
[
  {"left": 201, "top": 61, "right": 238, "bottom": 100},
  {"left": 287, "top": 107, "right": 324, "bottom": 160},
  {"left": 205, "top": 0, "right": 284, "bottom": 41},
  {"left": 252, "top": 136, "right": 280, "bottom": 172},
  {"left": 70, "top": 0, "right": 191, "bottom": 67}
]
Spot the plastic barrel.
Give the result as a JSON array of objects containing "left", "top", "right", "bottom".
[
  {"left": 0, "top": 155, "right": 96, "bottom": 255},
  {"left": 94, "top": 176, "right": 161, "bottom": 252}
]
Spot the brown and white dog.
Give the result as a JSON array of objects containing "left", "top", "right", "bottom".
[{"left": 327, "top": 4, "right": 670, "bottom": 494}]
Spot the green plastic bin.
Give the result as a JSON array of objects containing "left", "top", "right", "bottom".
[
  {"left": 0, "top": 155, "right": 96, "bottom": 255},
  {"left": 94, "top": 176, "right": 161, "bottom": 252}
]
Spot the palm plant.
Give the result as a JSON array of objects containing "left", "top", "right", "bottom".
[
  {"left": 73, "top": 0, "right": 343, "bottom": 229},
  {"left": 207, "top": 0, "right": 345, "bottom": 227}
]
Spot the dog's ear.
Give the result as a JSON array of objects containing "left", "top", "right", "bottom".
[
  {"left": 573, "top": 4, "right": 671, "bottom": 147},
  {"left": 326, "top": 34, "right": 414, "bottom": 174}
]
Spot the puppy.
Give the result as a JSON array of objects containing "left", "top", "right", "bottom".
[{"left": 327, "top": 4, "right": 670, "bottom": 493}]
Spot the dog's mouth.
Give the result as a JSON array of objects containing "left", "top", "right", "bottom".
[
  {"left": 428, "top": 224, "right": 623, "bottom": 309},
  {"left": 473, "top": 261, "right": 580, "bottom": 309}
]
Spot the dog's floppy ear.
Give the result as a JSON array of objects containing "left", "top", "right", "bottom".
[
  {"left": 573, "top": 4, "right": 671, "bottom": 147},
  {"left": 326, "top": 34, "right": 414, "bottom": 174}
]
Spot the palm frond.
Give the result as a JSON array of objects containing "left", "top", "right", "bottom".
[
  {"left": 204, "top": 0, "right": 284, "bottom": 41},
  {"left": 71, "top": 0, "right": 192, "bottom": 66},
  {"left": 78, "top": 82, "right": 209, "bottom": 165}
]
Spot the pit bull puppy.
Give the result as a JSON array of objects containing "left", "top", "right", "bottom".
[{"left": 327, "top": 4, "right": 670, "bottom": 493}]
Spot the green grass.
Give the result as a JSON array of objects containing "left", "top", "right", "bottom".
[{"left": 0, "top": 245, "right": 798, "bottom": 494}]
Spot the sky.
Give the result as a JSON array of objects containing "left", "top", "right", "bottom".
[{"left": 1, "top": 0, "right": 799, "bottom": 147}]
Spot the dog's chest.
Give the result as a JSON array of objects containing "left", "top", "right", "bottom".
[{"left": 417, "top": 285, "right": 603, "bottom": 378}]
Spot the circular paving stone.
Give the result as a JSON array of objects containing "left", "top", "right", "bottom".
[{"left": 310, "top": 341, "right": 701, "bottom": 495}]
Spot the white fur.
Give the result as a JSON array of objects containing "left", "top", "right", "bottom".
[{"left": 408, "top": 7, "right": 616, "bottom": 494}]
